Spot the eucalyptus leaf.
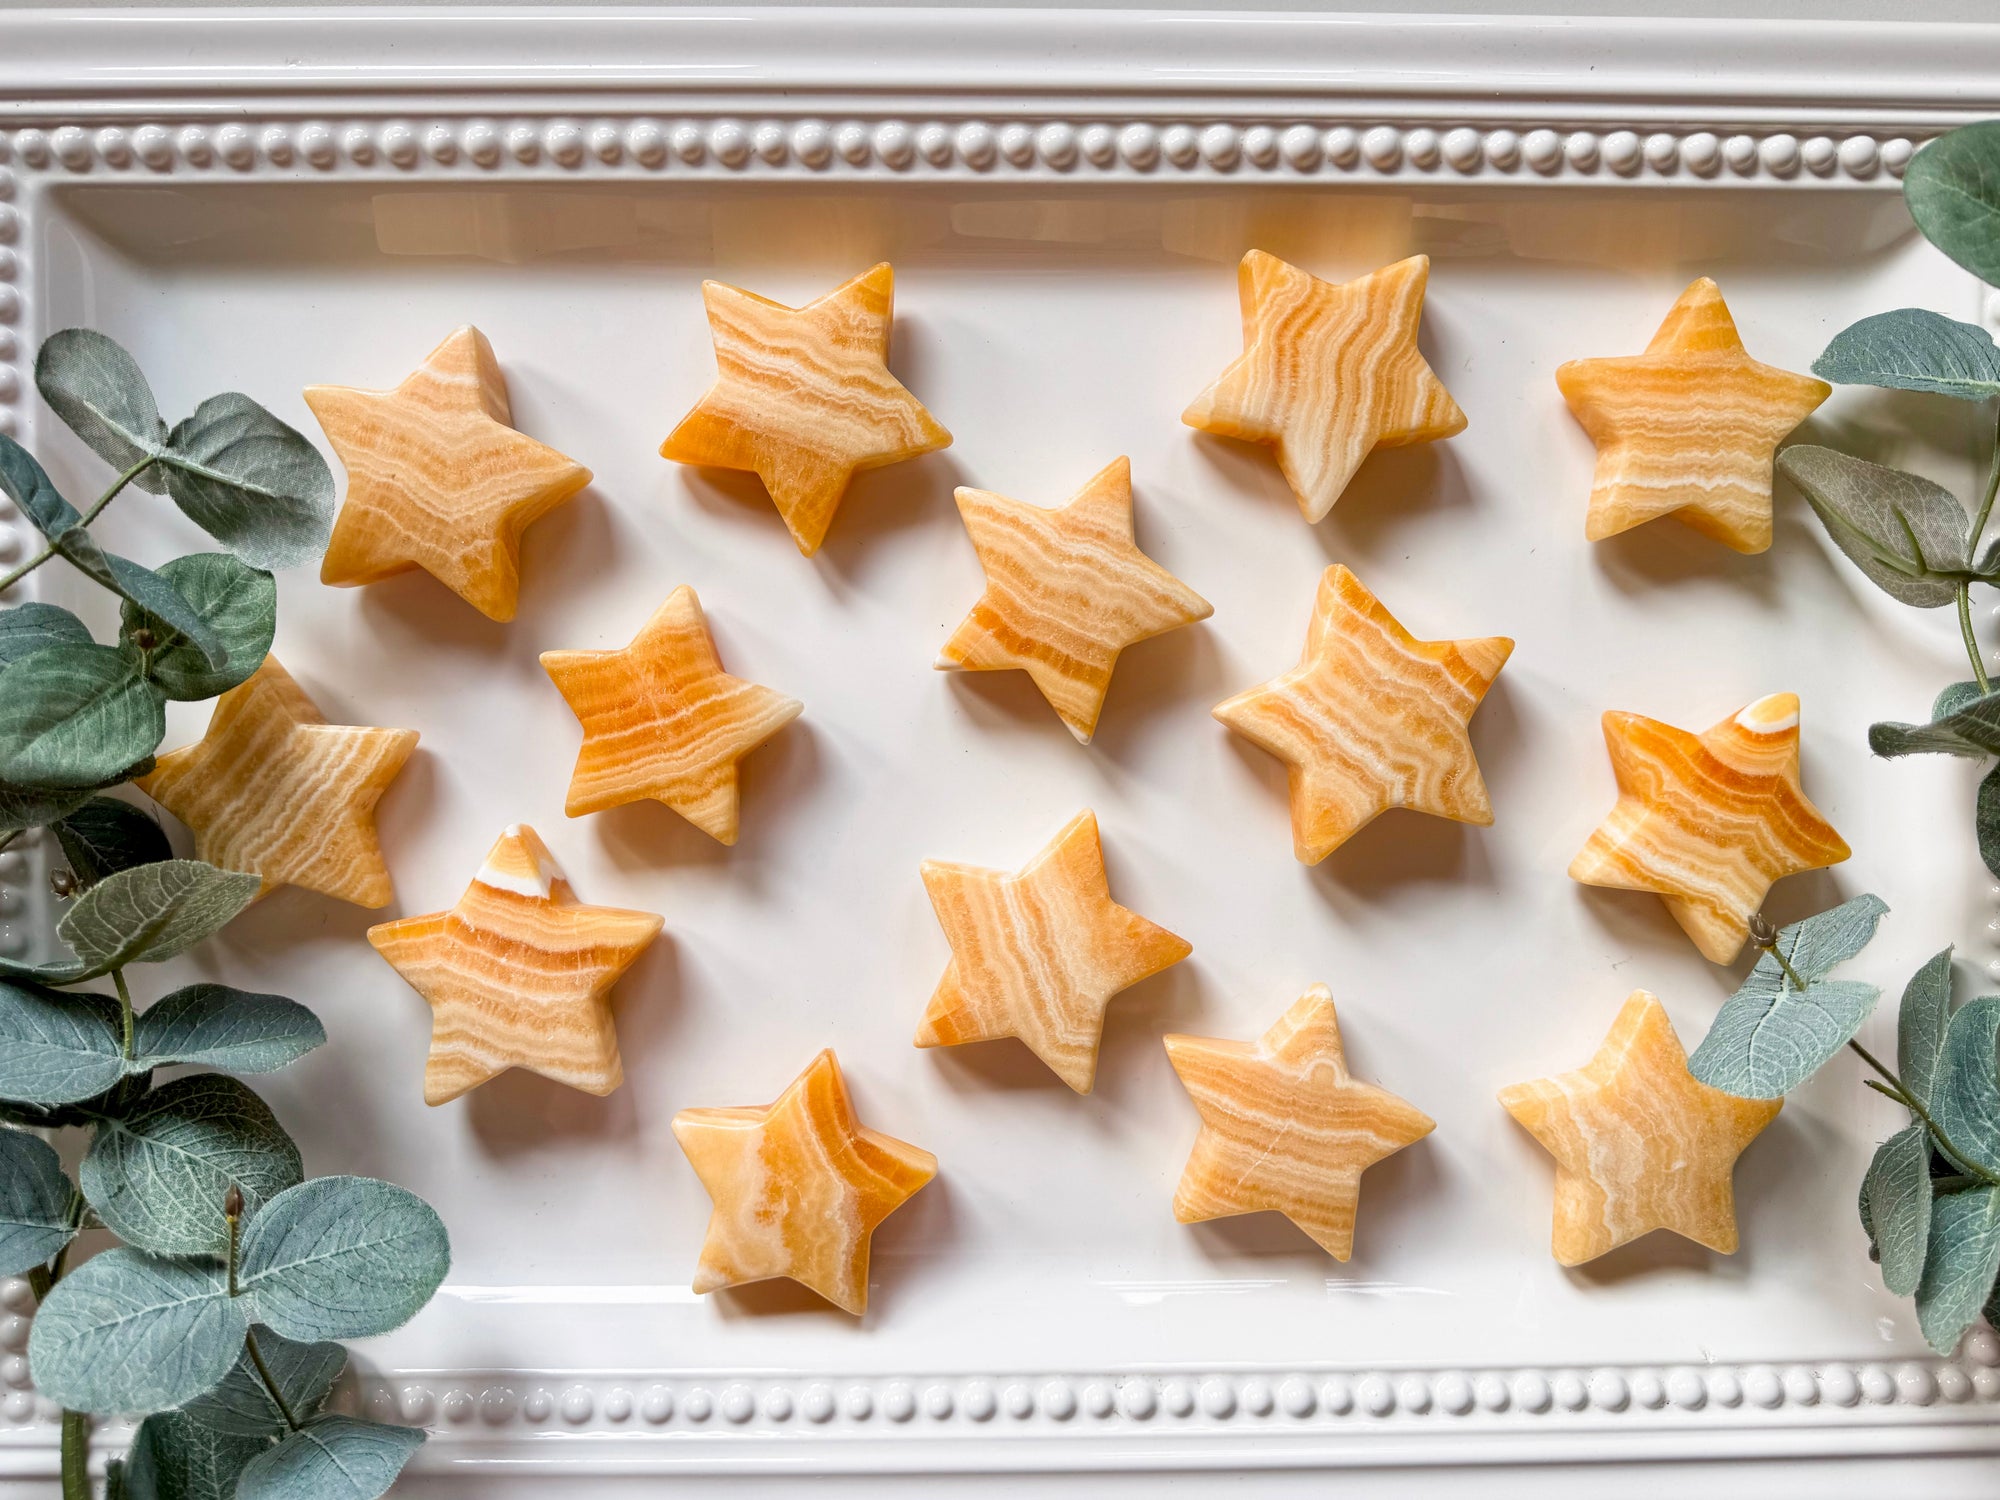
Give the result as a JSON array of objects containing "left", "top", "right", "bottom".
[
  {"left": 1917, "top": 1184, "right": 2000, "bottom": 1354},
  {"left": 120, "top": 552, "right": 275, "bottom": 702},
  {"left": 0, "top": 432, "right": 81, "bottom": 538},
  {"left": 34, "top": 329, "right": 170, "bottom": 491},
  {"left": 1935, "top": 994, "right": 2000, "bottom": 1177},
  {"left": 181, "top": 1326, "right": 344, "bottom": 1437},
  {"left": 27, "top": 1247, "right": 245, "bottom": 1412},
  {"left": 161, "top": 394, "right": 335, "bottom": 571},
  {"left": 1778, "top": 445, "right": 1971, "bottom": 608},
  {"left": 235, "top": 1415, "right": 424, "bottom": 1500},
  {"left": 1872, "top": 688, "right": 2000, "bottom": 759},
  {"left": 1865, "top": 1124, "right": 1934, "bottom": 1297},
  {"left": 1899, "top": 948, "right": 1956, "bottom": 1111},
  {"left": 1859, "top": 1162, "right": 1879, "bottom": 1261},
  {"left": 0, "top": 1071, "right": 150, "bottom": 1132},
  {"left": 121, "top": 1411, "right": 270, "bottom": 1500},
  {"left": 0, "top": 643, "right": 165, "bottom": 791},
  {"left": 0, "top": 758, "right": 155, "bottom": 837},
  {"left": 239, "top": 1176, "right": 450, "bottom": 1342},
  {"left": 0, "top": 603, "right": 92, "bottom": 668},
  {"left": 1756, "top": 892, "right": 1891, "bottom": 982},
  {"left": 0, "top": 980, "right": 124, "bottom": 1103},
  {"left": 1980, "top": 764, "right": 2000, "bottom": 883},
  {"left": 54, "top": 532, "right": 228, "bottom": 669},
  {"left": 1814, "top": 308, "right": 2000, "bottom": 400},
  {"left": 1903, "top": 120, "right": 2000, "bottom": 289},
  {"left": 58, "top": 859, "right": 261, "bottom": 975},
  {"left": 135, "top": 985, "right": 325, "bottom": 1075},
  {"left": 81, "top": 1073, "right": 302, "bottom": 1256},
  {"left": 0, "top": 1128, "right": 76, "bottom": 1275},
  {"left": 54, "top": 796, "right": 172, "bottom": 889},
  {"left": 1936, "top": 680, "right": 1986, "bottom": 722}
]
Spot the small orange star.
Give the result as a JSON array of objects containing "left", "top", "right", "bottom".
[
  {"left": 1500, "top": 990, "right": 1782, "bottom": 1265},
  {"left": 916, "top": 810, "right": 1190, "bottom": 1093},
  {"left": 138, "top": 657, "right": 417, "bottom": 908},
  {"left": 368, "top": 824, "right": 662, "bottom": 1105},
  {"left": 1213, "top": 565, "right": 1512, "bottom": 864},
  {"left": 673, "top": 1050, "right": 937, "bottom": 1315},
  {"left": 1556, "top": 278, "right": 1829, "bottom": 553},
  {"left": 1183, "top": 251, "right": 1465, "bottom": 523},
  {"left": 660, "top": 263, "right": 951, "bottom": 555},
  {"left": 937, "top": 457, "right": 1212, "bottom": 743},
  {"left": 1165, "top": 986, "right": 1434, "bottom": 1260},
  {"left": 308, "top": 327, "right": 592, "bottom": 621},
  {"left": 1569, "top": 693, "right": 1849, "bottom": 963},
  {"left": 540, "top": 587, "right": 802, "bottom": 845}
]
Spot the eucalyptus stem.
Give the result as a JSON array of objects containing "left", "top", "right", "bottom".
[
  {"left": 1959, "top": 582, "right": 1991, "bottom": 694},
  {"left": 0, "top": 453, "right": 157, "bottom": 594},
  {"left": 1847, "top": 1037, "right": 2000, "bottom": 1187},
  {"left": 59, "top": 1410, "right": 89, "bottom": 1500},
  {"left": 112, "top": 968, "right": 134, "bottom": 1062},
  {"left": 0, "top": 830, "right": 17, "bottom": 857},
  {"left": 1969, "top": 403, "right": 2000, "bottom": 553},
  {"left": 243, "top": 1326, "right": 300, "bottom": 1433}
]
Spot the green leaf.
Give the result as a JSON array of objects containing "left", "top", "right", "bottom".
[
  {"left": 0, "top": 980, "right": 124, "bottom": 1103},
  {"left": 236, "top": 1415, "right": 423, "bottom": 1500},
  {"left": 0, "top": 643, "right": 165, "bottom": 791},
  {"left": 1871, "top": 688, "right": 2000, "bottom": 759},
  {"left": 34, "top": 329, "right": 170, "bottom": 492},
  {"left": 161, "top": 395, "right": 335, "bottom": 571},
  {"left": 0, "top": 432, "right": 84, "bottom": 538},
  {"left": 0, "top": 603, "right": 93, "bottom": 668},
  {"left": 1935, "top": 994, "right": 2000, "bottom": 1177},
  {"left": 28, "top": 1247, "right": 245, "bottom": 1412},
  {"left": 1814, "top": 308, "right": 2000, "bottom": 400},
  {"left": 1865, "top": 1124, "right": 1934, "bottom": 1297},
  {"left": 122, "top": 1411, "right": 270, "bottom": 1500},
  {"left": 1778, "top": 445, "right": 1971, "bottom": 608},
  {"left": 1980, "top": 765, "right": 2000, "bottom": 883},
  {"left": 1936, "top": 680, "right": 1985, "bottom": 721},
  {"left": 0, "top": 1128, "right": 76, "bottom": 1275},
  {"left": 1758, "top": 892, "right": 1890, "bottom": 981},
  {"left": 58, "top": 859, "right": 262, "bottom": 975},
  {"left": 0, "top": 758, "right": 155, "bottom": 837},
  {"left": 82, "top": 1073, "right": 303, "bottom": 1257},
  {"left": 1917, "top": 1184, "right": 2000, "bottom": 1353},
  {"left": 54, "top": 796, "right": 172, "bottom": 889},
  {"left": 1903, "top": 120, "right": 2000, "bottom": 289},
  {"left": 181, "top": 1326, "right": 344, "bottom": 1437},
  {"left": 55, "top": 533, "right": 228, "bottom": 669},
  {"left": 240, "top": 1176, "right": 450, "bottom": 1341},
  {"left": 120, "top": 553, "right": 275, "bottom": 702},
  {"left": 135, "top": 985, "right": 325, "bottom": 1075},
  {"left": 0, "top": 1071, "right": 149, "bottom": 1131},
  {"left": 1899, "top": 948, "right": 1956, "bottom": 1111}
]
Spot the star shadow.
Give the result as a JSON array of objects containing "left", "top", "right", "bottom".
[
  {"left": 1587, "top": 510, "right": 1785, "bottom": 606},
  {"left": 464, "top": 1064, "right": 641, "bottom": 1157},
  {"left": 1087, "top": 621, "right": 1231, "bottom": 768},
  {"left": 1313, "top": 442, "right": 1474, "bottom": 564}
]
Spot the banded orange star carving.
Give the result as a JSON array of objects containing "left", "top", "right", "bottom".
[
  {"left": 916, "top": 810, "right": 1191, "bottom": 1093},
  {"left": 540, "top": 587, "right": 802, "bottom": 845},
  {"left": 137, "top": 657, "right": 416, "bottom": 908},
  {"left": 1556, "top": 278, "right": 1830, "bottom": 553},
  {"left": 1183, "top": 251, "right": 1466, "bottom": 523},
  {"left": 1500, "top": 990, "right": 1782, "bottom": 1265},
  {"left": 1165, "top": 985, "right": 1434, "bottom": 1260},
  {"left": 368, "top": 825, "right": 662, "bottom": 1105},
  {"left": 672, "top": 1049, "right": 937, "bottom": 1315},
  {"left": 308, "top": 327, "right": 593, "bottom": 621},
  {"left": 1569, "top": 693, "right": 1849, "bottom": 963},
  {"left": 660, "top": 262, "right": 951, "bottom": 556},
  {"left": 936, "top": 457, "right": 1212, "bottom": 743},
  {"left": 1213, "top": 565, "right": 1512, "bottom": 864}
]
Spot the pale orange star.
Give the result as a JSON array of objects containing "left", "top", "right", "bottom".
[
  {"left": 1500, "top": 990, "right": 1782, "bottom": 1265},
  {"left": 916, "top": 810, "right": 1191, "bottom": 1093},
  {"left": 540, "top": 587, "right": 802, "bottom": 845},
  {"left": 1213, "top": 565, "right": 1512, "bottom": 864},
  {"left": 1556, "top": 278, "right": 1830, "bottom": 553},
  {"left": 138, "top": 657, "right": 417, "bottom": 908},
  {"left": 660, "top": 263, "right": 951, "bottom": 555},
  {"left": 936, "top": 457, "right": 1212, "bottom": 743},
  {"left": 1183, "top": 251, "right": 1465, "bottom": 523},
  {"left": 672, "top": 1049, "right": 937, "bottom": 1315}
]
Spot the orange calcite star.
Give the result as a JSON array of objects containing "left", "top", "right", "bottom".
[
  {"left": 1183, "top": 251, "right": 1466, "bottom": 523},
  {"left": 936, "top": 457, "right": 1212, "bottom": 743},
  {"left": 1500, "top": 990, "right": 1782, "bottom": 1266},
  {"left": 540, "top": 587, "right": 802, "bottom": 845},
  {"left": 1213, "top": 565, "right": 1512, "bottom": 864},
  {"left": 916, "top": 810, "right": 1191, "bottom": 1093},
  {"left": 137, "top": 657, "right": 417, "bottom": 908},
  {"left": 368, "top": 825, "right": 663, "bottom": 1105},
  {"left": 660, "top": 263, "right": 952, "bottom": 556},
  {"left": 1556, "top": 278, "right": 1830, "bottom": 553},
  {"left": 307, "top": 327, "right": 593, "bottom": 621},
  {"left": 1569, "top": 693, "right": 1849, "bottom": 963},
  {"left": 1165, "top": 986, "right": 1434, "bottom": 1260},
  {"left": 672, "top": 1050, "right": 937, "bottom": 1315}
]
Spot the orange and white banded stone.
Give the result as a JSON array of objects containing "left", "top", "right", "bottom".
[
  {"left": 1165, "top": 986, "right": 1434, "bottom": 1261},
  {"left": 660, "top": 262, "right": 951, "bottom": 556},
  {"left": 916, "top": 810, "right": 1191, "bottom": 1093},
  {"left": 541, "top": 587, "right": 803, "bottom": 845},
  {"left": 936, "top": 457, "right": 1212, "bottom": 743},
  {"left": 368, "top": 825, "right": 663, "bottom": 1105},
  {"left": 138, "top": 657, "right": 417, "bottom": 908},
  {"left": 1213, "top": 565, "right": 1512, "bottom": 864},
  {"left": 1569, "top": 693, "right": 1849, "bottom": 963},
  {"left": 672, "top": 1049, "right": 937, "bottom": 1315},
  {"left": 308, "top": 327, "right": 593, "bottom": 621},
  {"left": 1183, "top": 252, "right": 1466, "bottom": 524},
  {"left": 1500, "top": 990, "right": 1782, "bottom": 1265},
  {"left": 1556, "top": 278, "right": 1830, "bottom": 553}
]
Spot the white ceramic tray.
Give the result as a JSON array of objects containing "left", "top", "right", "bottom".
[{"left": 5, "top": 7, "right": 2000, "bottom": 1490}]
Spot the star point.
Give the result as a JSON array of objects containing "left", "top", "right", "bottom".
[
  {"left": 308, "top": 326, "right": 593, "bottom": 621},
  {"left": 1500, "top": 990, "right": 1782, "bottom": 1265}
]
